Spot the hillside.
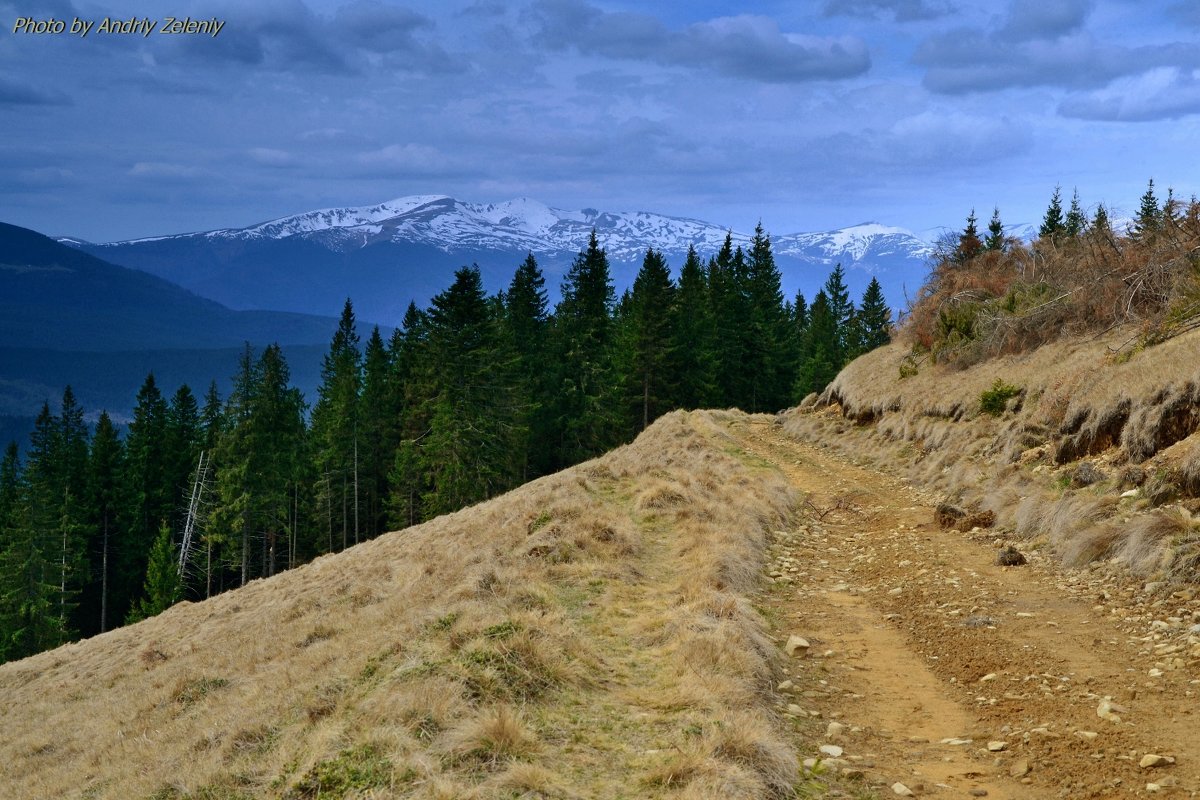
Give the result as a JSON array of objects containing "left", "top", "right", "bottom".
[
  {"left": 0, "top": 412, "right": 801, "bottom": 799},
  {"left": 0, "top": 222, "right": 339, "bottom": 352}
]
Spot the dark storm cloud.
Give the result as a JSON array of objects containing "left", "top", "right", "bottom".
[
  {"left": 822, "top": 0, "right": 954, "bottom": 22},
  {"left": 914, "top": 0, "right": 1200, "bottom": 94},
  {"left": 530, "top": 0, "right": 870, "bottom": 83},
  {"left": 0, "top": 78, "right": 70, "bottom": 106}
]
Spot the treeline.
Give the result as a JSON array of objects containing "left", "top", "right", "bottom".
[
  {"left": 909, "top": 179, "right": 1200, "bottom": 362},
  {"left": 0, "top": 227, "right": 891, "bottom": 662}
]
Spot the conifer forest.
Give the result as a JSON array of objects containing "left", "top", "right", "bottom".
[{"left": 0, "top": 227, "right": 891, "bottom": 662}]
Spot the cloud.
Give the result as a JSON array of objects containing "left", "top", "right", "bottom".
[
  {"left": 997, "top": 0, "right": 1091, "bottom": 41},
  {"left": 248, "top": 147, "right": 297, "bottom": 167},
  {"left": 530, "top": 1, "right": 869, "bottom": 83},
  {"left": 129, "top": 162, "right": 206, "bottom": 180},
  {"left": 822, "top": 0, "right": 954, "bottom": 22},
  {"left": 915, "top": 26, "right": 1200, "bottom": 94},
  {"left": 912, "top": 0, "right": 1200, "bottom": 94},
  {"left": 0, "top": 78, "right": 70, "bottom": 106},
  {"left": 1059, "top": 68, "right": 1200, "bottom": 121}
]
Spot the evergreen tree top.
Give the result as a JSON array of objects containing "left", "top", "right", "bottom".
[{"left": 1039, "top": 185, "right": 1065, "bottom": 240}]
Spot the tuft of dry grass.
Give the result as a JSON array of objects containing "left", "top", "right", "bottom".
[{"left": 0, "top": 410, "right": 800, "bottom": 799}]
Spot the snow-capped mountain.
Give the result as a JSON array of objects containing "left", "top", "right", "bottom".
[{"left": 64, "top": 195, "right": 933, "bottom": 325}]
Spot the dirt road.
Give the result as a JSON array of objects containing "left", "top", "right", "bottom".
[{"left": 727, "top": 416, "right": 1200, "bottom": 799}]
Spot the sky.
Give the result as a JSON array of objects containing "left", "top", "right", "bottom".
[{"left": 1, "top": 0, "right": 1199, "bottom": 242}]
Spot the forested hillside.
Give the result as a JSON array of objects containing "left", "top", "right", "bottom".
[{"left": 0, "top": 227, "right": 889, "bottom": 663}]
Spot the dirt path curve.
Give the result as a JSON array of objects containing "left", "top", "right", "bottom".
[{"left": 725, "top": 416, "right": 1200, "bottom": 799}]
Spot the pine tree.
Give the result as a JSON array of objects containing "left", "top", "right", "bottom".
[
  {"left": 310, "top": 300, "right": 362, "bottom": 551},
  {"left": 1064, "top": 188, "right": 1087, "bottom": 237},
  {"left": 125, "top": 522, "right": 181, "bottom": 623},
  {"left": 1039, "top": 186, "right": 1065, "bottom": 241},
  {"left": 670, "top": 245, "right": 718, "bottom": 409},
  {"left": 1133, "top": 178, "right": 1161, "bottom": 240},
  {"left": 210, "top": 345, "right": 256, "bottom": 587},
  {"left": 984, "top": 207, "right": 1005, "bottom": 252},
  {"left": 624, "top": 248, "right": 677, "bottom": 430}
]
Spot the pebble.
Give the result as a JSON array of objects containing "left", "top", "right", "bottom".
[
  {"left": 820, "top": 744, "right": 844, "bottom": 757},
  {"left": 968, "top": 790, "right": 988, "bottom": 798},
  {"left": 891, "top": 782, "right": 915, "bottom": 797},
  {"left": 1097, "top": 697, "right": 1126, "bottom": 723},
  {"left": 1140, "top": 754, "right": 1175, "bottom": 768},
  {"left": 786, "top": 635, "right": 810, "bottom": 656},
  {"left": 826, "top": 721, "right": 846, "bottom": 739},
  {"left": 987, "top": 741, "right": 1008, "bottom": 752},
  {"left": 1009, "top": 759, "right": 1031, "bottom": 777}
]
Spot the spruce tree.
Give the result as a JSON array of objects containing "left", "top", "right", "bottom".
[
  {"left": 1, "top": 405, "right": 70, "bottom": 658},
  {"left": 419, "top": 267, "right": 522, "bottom": 517},
  {"left": 83, "top": 412, "right": 124, "bottom": 635},
  {"left": 359, "top": 327, "right": 392, "bottom": 540},
  {"left": 957, "top": 210, "right": 983, "bottom": 262},
  {"left": 1064, "top": 188, "right": 1087, "bottom": 237},
  {"left": 550, "top": 231, "right": 619, "bottom": 466},
  {"left": 504, "top": 254, "right": 551, "bottom": 479},
  {"left": 624, "top": 248, "right": 677, "bottom": 430},
  {"left": 1133, "top": 178, "right": 1161, "bottom": 239},
  {"left": 793, "top": 291, "right": 839, "bottom": 399},
  {"left": 744, "top": 223, "right": 790, "bottom": 411},
  {"left": 310, "top": 300, "right": 362, "bottom": 551},
  {"left": 670, "top": 245, "right": 718, "bottom": 410},
  {"left": 387, "top": 303, "right": 432, "bottom": 531},
  {"left": 1039, "top": 186, "right": 1065, "bottom": 241},
  {"left": 1092, "top": 203, "right": 1112, "bottom": 236},
  {"left": 118, "top": 373, "right": 171, "bottom": 623},
  {"left": 823, "top": 263, "right": 854, "bottom": 365},
  {"left": 708, "top": 233, "right": 751, "bottom": 407},
  {"left": 983, "top": 207, "right": 1005, "bottom": 252},
  {"left": 125, "top": 522, "right": 181, "bottom": 623},
  {"left": 855, "top": 278, "right": 892, "bottom": 353}
]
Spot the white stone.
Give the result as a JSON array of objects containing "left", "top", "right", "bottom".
[
  {"left": 819, "top": 744, "right": 844, "bottom": 758},
  {"left": 786, "top": 635, "right": 810, "bottom": 656},
  {"left": 1140, "top": 754, "right": 1175, "bottom": 768},
  {"left": 892, "top": 783, "right": 915, "bottom": 797},
  {"left": 987, "top": 741, "right": 1008, "bottom": 752}
]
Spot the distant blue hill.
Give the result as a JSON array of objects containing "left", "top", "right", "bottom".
[{"left": 0, "top": 222, "right": 352, "bottom": 448}]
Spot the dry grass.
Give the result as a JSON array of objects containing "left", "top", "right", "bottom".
[
  {"left": 0, "top": 411, "right": 800, "bottom": 800},
  {"left": 785, "top": 325, "right": 1200, "bottom": 584}
]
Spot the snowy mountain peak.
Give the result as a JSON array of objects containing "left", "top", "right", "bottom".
[{"left": 91, "top": 194, "right": 933, "bottom": 272}]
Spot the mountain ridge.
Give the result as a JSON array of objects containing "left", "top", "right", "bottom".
[{"left": 61, "top": 195, "right": 934, "bottom": 323}]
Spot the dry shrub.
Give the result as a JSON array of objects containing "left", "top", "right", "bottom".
[
  {"left": 490, "top": 762, "right": 576, "bottom": 799},
  {"left": 704, "top": 711, "right": 797, "bottom": 797},
  {"left": 1115, "top": 508, "right": 1195, "bottom": 577},
  {"left": 447, "top": 705, "right": 539, "bottom": 767}
]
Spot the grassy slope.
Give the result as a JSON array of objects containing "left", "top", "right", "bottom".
[
  {"left": 786, "top": 326, "right": 1200, "bottom": 580},
  {"left": 0, "top": 411, "right": 798, "bottom": 800}
]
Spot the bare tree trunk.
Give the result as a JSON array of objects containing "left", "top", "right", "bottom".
[{"left": 100, "top": 516, "right": 108, "bottom": 634}]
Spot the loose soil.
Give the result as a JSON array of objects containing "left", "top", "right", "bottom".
[{"left": 727, "top": 416, "right": 1200, "bottom": 799}]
